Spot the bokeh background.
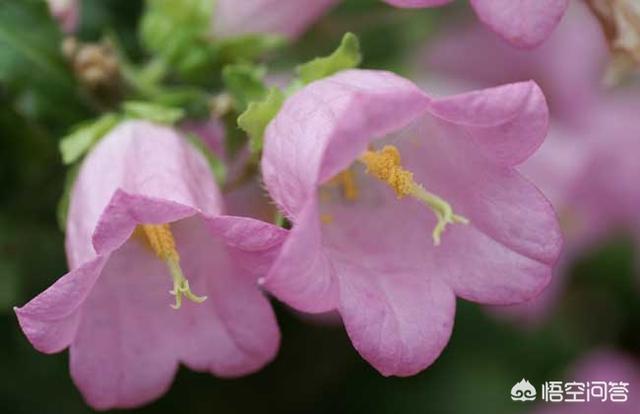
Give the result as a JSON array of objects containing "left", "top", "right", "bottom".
[{"left": 1, "top": 0, "right": 639, "bottom": 413}]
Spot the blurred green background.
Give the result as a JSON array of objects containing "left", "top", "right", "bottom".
[{"left": 1, "top": 0, "right": 639, "bottom": 413}]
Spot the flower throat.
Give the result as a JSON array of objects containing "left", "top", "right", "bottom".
[
  {"left": 139, "top": 224, "right": 207, "bottom": 309},
  {"left": 356, "top": 145, "right": 469, "bottom": 246}
]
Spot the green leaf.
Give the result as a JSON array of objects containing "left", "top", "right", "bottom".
[
  {"left": 238, "top": 88, "right": 285, "bottom": 153},
  {"left": 222, "top": 65, "right": 269, "bottom": 111},
  {"left": 297, "top": 33, "right": 362, "bottom": 84},
  {"left": 140, "top": 2, "right": 285, "bottom": 84},
  {"left": 139, "top": 0, "right": 219, "bottom": 82},
  {"left": 175, "top": 44, "right": 220, "bottom": 81},
  {"left": 140, "top": 0, "right": 213, "bottom": 58},
  {"left": 123, "top": 101, "right": 185, "bottom": 124},
  {"left": 57, "top": 163, "right": 81, "bottom": 231},
  {"left": 0, "top": 0, "right": 70, "bottom": 85},
  {"left": 217, "top": 34, "right": 286, "bottom": 64},
  {"left": 59, "top": 114, "right": 120, "bottom": 165},
  {"left": 0, "top": 0, "right": 87, "bottom": 125}
]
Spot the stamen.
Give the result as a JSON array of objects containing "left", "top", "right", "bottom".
[
  {"left": 166, "top": 258, "right": 207, "bottom": 310},
  {"left": 337, "top": 170, "right": 359, "bottom": 201},
  {"left": 326, "top": 169, "right": 359, "bottom": 202},
  {"left": 141, "top": 224, "right": 179, "bottom": 261},
  {"left": 359, "top": 146, "right": 414, "bottom": 197},
  {"left": 140, "top": 224, "right": 207, "bottom": 309},
  {"left": 320, "top": 214, "right": 334, "bottom": 224},
  {"left": 359, "top": 145, "right": 469, "bottom": 246}
]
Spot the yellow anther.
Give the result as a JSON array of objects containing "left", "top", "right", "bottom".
[
  {"left": 327, "top": 169, "right": 360, "bottom": 202},
  {"left": 338, "top": 170, "right": 359, "bottom": 201},
  {"left": 139, "top": 224, "right": 207, "bottom": 309},
  {"left": 141, "top": 224, "right": 179, "bottom": 261},
  {"left": 320, "top": 213, "right": 334, "bottom": 224},
  {"left": 359, "top": 145, "right": 469, "bottom": 246},
  {"left": 359, "top": 146, "right": 414, "bottom": 198}
]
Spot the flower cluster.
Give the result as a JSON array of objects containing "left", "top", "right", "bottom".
[{"left": 423, "top": 0, "right": 640, "bottom": 324}]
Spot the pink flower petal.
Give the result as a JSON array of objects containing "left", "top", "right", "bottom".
[
  {"left": 69, "top": 214, "right": 284, "bottom": 410},
  {"left": 173, "top": 216, "right": 283, "bottom": 377},
  {"left": 423, "top": 1, "right": 607, "bottom": 126},
  {"left": 181, "top": 118, "right": 226, "bottom": 160},
  {"left": 470, "top": 0, "right": 569, "bottom": 48},
  {"left": 262, "top": 69, "right": 561, "bottom": 374},
  {"left": 17, "top": 120, "right": 284, "bottom": 410},
  {"left": 427, "top": 81, "right": 549, "bottom": 166},
  {"left": 182, "top": 118, "right": 278, "bottom": 222},
  {"left": 339, "top": 268, "right": 455, "bottom": 376},
  {"left": 47, "top": 0, "right": 79, "bottom": 33},
  {"left": 262, "top": 69, "right": 430, "bottom": 217},
  {"left": 66, "top": 120, "right": 223, "bottom": 267},
  {"left": 397, "top": 116, "right": 561, "bottom": 303},
  {"left": 68, "top": 240, "right": 180, "bottom": 410},
  {"left": 261, "top": 198, "right": 339, "bottom": 313},
  {"left": 212, "top": 0, "right": 339, "bottom": 39},
  {"left": 14, "top": 256, "right": 108, "bottom": 354},
  {"left": 91, "top": 191, "right": 197, "bottom": 258},
  {"left": 223, "top": 180, "right": 277, "bottom": 222}
]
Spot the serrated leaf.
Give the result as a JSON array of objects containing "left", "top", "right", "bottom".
[
  {"left": 123, "top": 101, "right": 185, "bottom": 124},
  {"left": 238, "top": 88, "right": 285, "bottom": 153},
  {"left": 59, "top": 114, "right": 120, "bottom": 165},
  {"left": 222, "top": 64, "right": 268, "bottom": 111},
  {"left": 297, "top": 32, "right": 362, "bottom": 84}
]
